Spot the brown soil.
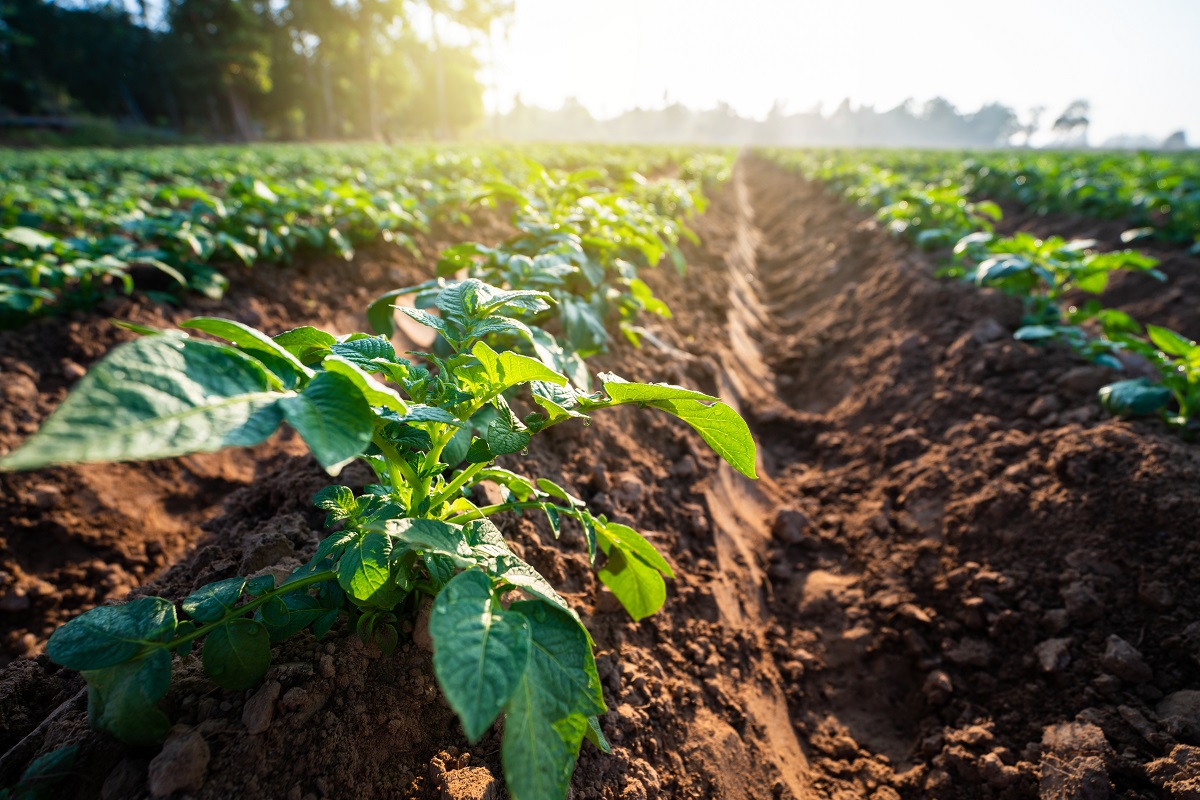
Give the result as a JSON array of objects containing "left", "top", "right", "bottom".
[{"left": 2, "top": 158, "right": 1199, "bottom": 799}]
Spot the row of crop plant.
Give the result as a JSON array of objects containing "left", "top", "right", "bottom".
[
  {"left": 0, "top": 149, "right": 750, "bottom": 800},
  {"left": 766, "top": 149, "right": 1198, "bottom": 434}
]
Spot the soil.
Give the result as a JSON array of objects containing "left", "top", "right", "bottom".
[{"left": 2, "top": 157, "right": 1200, "bottom": 799}]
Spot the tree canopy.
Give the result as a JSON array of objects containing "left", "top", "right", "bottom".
[{"left": 0, "top": 0, "right": 511, "bottom": 140}]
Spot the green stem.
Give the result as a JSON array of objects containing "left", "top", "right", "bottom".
[
  {"left": 166, "top": 568, "right": 337, "bottom": 651},
  {"left": 372, "top": 433, "right": 417, "bottom": 494},
  {"left": 446, "top": 501, "right": 548, "bottom": 525},
  {"left": 429, "top": 460, "right": 487, "bottom": 510}
]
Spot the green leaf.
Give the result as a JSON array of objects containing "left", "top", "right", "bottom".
[
  {"left": 367, "top": 290, "right": 404, "bottom": 336},
  {"left": 430, "top": 569, "right": 532, "bottom": 742},
  {"left": 375, "top": 518, "right": 473, "bottom": 564},
  {"left": 47, "top": 596, "right": 177, "bottom": 671},
  {"left": 466, "top": 438, "right": 494, "bottom": 463},
  {"left": 321, "top": 355, "right": 408, "bottom": 414},
  {"left": 273, "top": 326, "right": 337, "bottom": 362},
  {"left": 281, "top": 371, "right": 375, "bottom": 472},
  {"left": 397, "top": 306, "right": 451, "bottom": 338},
  {"left": 472, "top": 341, "right": 567, "bottom": 394},
  {"left": 182, "top": 576, "right": 246, "bottom": 623},
  {"left": 13, "top": 745, "right": 78, "bottom": 797},
  {"left": 486, "top": 415, "right": 531, "bottom": 455},
  {"left": 313, "top": 485, "right": 358, "bottom": 525},
  {"left": 597, "top": 547, "right": 666, "bottom": 622},
  {"left": 245, "top": 574, "right": 276, "bottom": 596},
  {"left": 83, "top": 649, "right": 172, "bottom": 745},
  {"left": 598, "top": 522, "right": 673, "bottom": 578},
  {"left": 0, "top": 337, "right": 284, "bottom": 472},
  {"left": 398, "top": 405, "right": 463, "bottom": 426},
  {"left": 502, "top": 600, "right": 605, "bottom": 800},
  {"left": 180, "top": 317, "right": 311, "bottom": 388},
  {"left": 1147, "top": 325, "right": 1196, "bottom": 358},
  {"left": 330, "top": 336, "right": 397, "bottom": 371},
  {"left": 338, "top": 531, "right": 393, "bottom": 603},
  {"left": 591, "top": 375, "right": 758, "bottom": 479},
  {"left": 2, "top": 226, "right": 58, "bottom": 250},
  {"left": 1098, "top": 378, "right": 1173, "bottom": 418},
  {"left": 202, "top": 619, "right": 272, "bottom": 690},
  {"left": 585, "top": 716, "right": 612, "bottom": 753}
]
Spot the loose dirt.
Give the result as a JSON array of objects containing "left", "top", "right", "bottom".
[{"left": 2, "top": 158, "right": 1198, "bottom": 799}]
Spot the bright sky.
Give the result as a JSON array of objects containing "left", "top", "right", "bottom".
[{"left": 483, "top": 0, "right": 1200, "bottom": 143}]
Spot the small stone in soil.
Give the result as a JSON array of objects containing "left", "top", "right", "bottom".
[
  {"left": 1035, "top": 638, "right": 1072, "bottom": 673},
  {"left": 1100, "top": 635, "right": 1152, "bottom": 684},
  {"left": 1157, "top": 690, "right": 1200, "bottom": 740},
  {"left": 243, "top": 679, "right": 282, "bottom": 734},
  {"left": 148, "top": 727, "right": 211, "bottom": 798},
  {"left": 922, "top": 670, "right": 953, "bottom": 705}
]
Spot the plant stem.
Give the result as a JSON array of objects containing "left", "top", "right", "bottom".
[
  {"left": 446, "top": 501, "right": 548, "bottom": 525},
  {"left": 428, "top": 460, "right": 487, "bottom": 509},
  {"left": 165, "top": 569, "right": 337, "bottom": 651}
]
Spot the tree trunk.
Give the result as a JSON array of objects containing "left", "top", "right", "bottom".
[
  {"left": 320, "top": 59, "right": 337, "bottom": 138},
  {"left": 226, "top": 87, "right": 255, "bottom": 142},
  {"left": 206, "top": 94, "right": 224, "bottom": 137}
]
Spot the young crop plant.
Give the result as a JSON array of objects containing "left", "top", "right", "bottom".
[
  {"left": 947, "top": 232, "right": 1163, "bottom": 368},
  {"left": 1099, "top": 324, "right": 1200, "bottom": 433},
  {"left": 370, "top": 164, "right": 696, "bottom": 388},
  {"left": 0, "top": 280, "right": 757, "bottom": 800}
]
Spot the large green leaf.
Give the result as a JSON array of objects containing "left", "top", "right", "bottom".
[
  {"left": 321, "top": 355, "right": 409, "bottom": 414},
  {"left": 593, "top": 375, "right": 758, "bottom": 479},
  {"left": 430, "top": 569, "right": 532, "bottom": 742},
  {"left": 1147, "top": 325, "right": 1197, "bottom": 358},
  {"left": 180, "top": 317, "right": 312, "bottom": 388},
  {"left": 502, "top": 601, "right": 606, "bottom": 800},
  {"left": 181, "top": 576, "right": 247, "bottom": 623},
  {"left": 0, "top": 336, "right": 284, "bottom": 472},
  {"left": 472, "top": 341, "right": 567, "bottom": 394},
  {"left": 281, "top": 371, "right": 375, "bottom": 472},
  {"left": 372, "top": 518, "right": 473, "bottom": 565},
  {"left": 1098, "top": 378, "right": 1172, "bottom": 418},
  {"left": 596, "top": 547, "right": 666, "bottom": 622},
  {"left": 202, "top": 618, "right": 271, "bottom": 690},
  {"left": 83, "top": 649, "right": 173, "bottom": 745},
  {"left": 597, "top": 522, "right": 674, "bottom": 578},
  {"left": 338, "top": 531, "right": 393, "bottom": 603},
  {"left": 47, "top": 596, "right": 177, "bottom": 671}
]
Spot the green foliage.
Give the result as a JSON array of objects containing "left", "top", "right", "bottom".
[
  {"left": 369, "top": 160, "right": 706, "bottom": 388},
  {"left": 0, "top": 746, "right": 79, "bottom": 800},
  {"left": 4, "top": 276, "right": 756, "bottom": 800},
  {"left": 0, "top": 145, "right": 732, "bottom": 328},
  {"left": 768, "top": 146, "right": 1194, "bottom": 435}
]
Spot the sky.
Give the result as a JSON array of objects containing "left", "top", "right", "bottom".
[{"left": 482, "top": 0, "right": 1200, "bottom": 143}]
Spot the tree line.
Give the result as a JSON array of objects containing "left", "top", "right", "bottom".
[
  {"left": 0, "top": 0, "right": 510, "bottom": 141},
  {"left": 498, "top": 97, "right": 1188, "bottom": 150}
]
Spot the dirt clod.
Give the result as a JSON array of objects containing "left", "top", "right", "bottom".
[{"left": 148, "top": 727, "right": 211, "bottom": 797}]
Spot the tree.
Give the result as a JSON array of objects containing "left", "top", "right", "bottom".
[{"left": 1052, "top": 99, "right": 1090, "bottom": 147}]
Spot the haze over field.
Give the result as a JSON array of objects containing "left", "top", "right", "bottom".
[
  {"left": 486, "top": 0, "right": 1200, "bottom": 146},
  {"left": 2, "top": 0, "right": 1196, "bottom": 146}
]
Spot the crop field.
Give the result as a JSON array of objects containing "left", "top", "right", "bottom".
[{"left": 1, "top": 143, "right": 1198, "bottom": 800}]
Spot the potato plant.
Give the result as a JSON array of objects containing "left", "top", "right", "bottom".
[
  {"left": 0, "top": 279, "right": 756, "bottom": 800},
  {"left": 1100, "top": 324, "right": 1200, "bottom": 431},
  {"left": 370, "top": 165, "right": 696, "bottom": 389}
]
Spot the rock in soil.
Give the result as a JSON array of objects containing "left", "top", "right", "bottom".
[
  {"left": 242, "top": 679, "right": 282, "bottom": 734},
  {"left": 1038, "top": 722, "right": 1113, "bottom": 800},
  {"left": 148, "top": 727, "right": 211, "bottom": 798},
  {"left": 1100, "top": 635, "right": 1153, "bottom": 683}
]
